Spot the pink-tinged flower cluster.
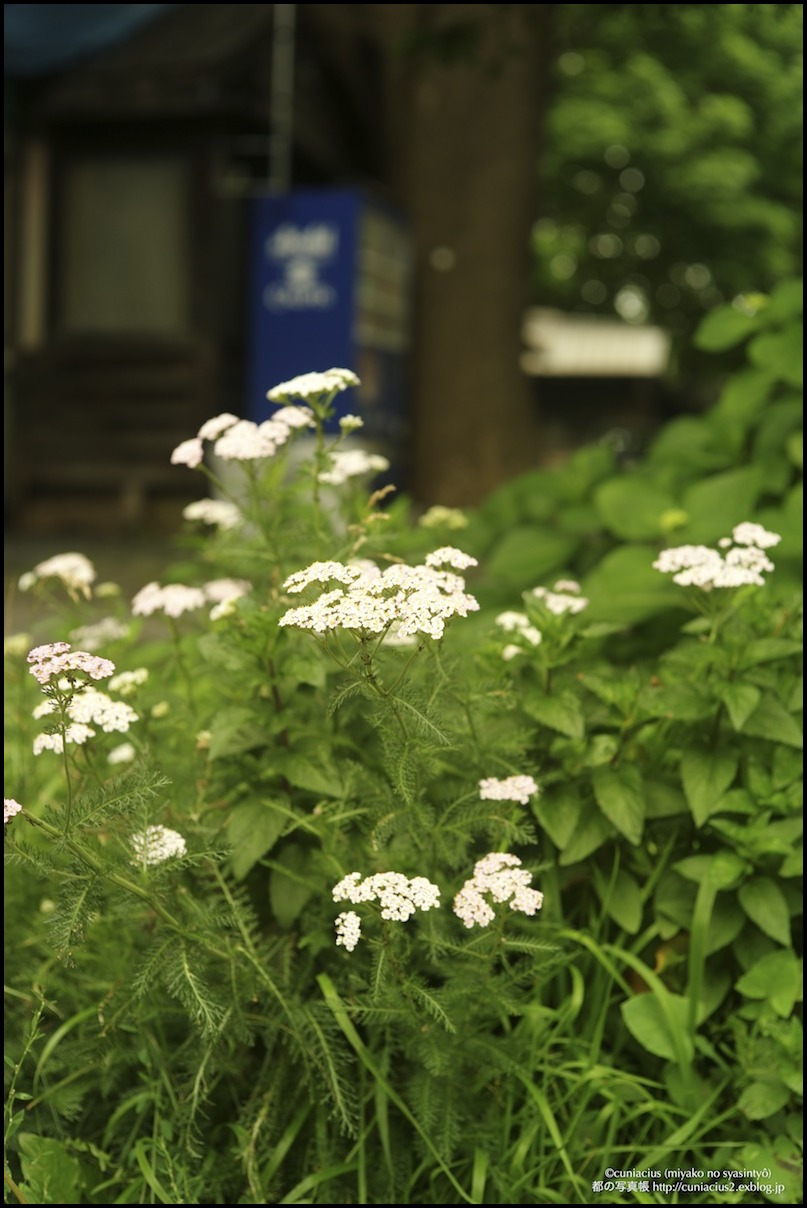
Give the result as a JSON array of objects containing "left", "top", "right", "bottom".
[
  {"left": 266, "top": 368, "right": 359, "bottom": 401},
  {"left": 171, "top": 405, "right": 315, "bottom": 469},
  {"left": 279, "top": 551, "right": 479, "bottom": 641},
  {"left": 4, "top": 798, "right": 23, "bottom": 825},
  {"left": 130, "top": 825, "right": 187, "bottom": 866},
  {"left": 331, "top": 871, "right": 441, "bottom": 951},
  {"left": 479, "top": 775, "right": 539, "bottom": 805},
  {"left": 453, "top": 853, "right": 544, "bottom": 929},
  {"left": 27, "top": 643, "right": 115, "bottom": 687},
  {"left": 653, "top": 523, "right": 781, "bottom": 589},
  {"left": 18, "top": 551, "right": 96, "bottom": 600}
]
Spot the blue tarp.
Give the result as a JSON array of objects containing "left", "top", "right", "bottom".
[{"left": 4, "top": 4, "right": 174, "bottom": 77}]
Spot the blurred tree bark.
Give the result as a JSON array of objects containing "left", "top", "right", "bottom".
[{"left": 304, "top": 4, "right": 554, "bottom": 505}]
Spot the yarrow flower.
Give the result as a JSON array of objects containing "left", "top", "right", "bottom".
[
  {"left": 479, "top": 775, "right": 539, "bottom": 805},
  {"left": 69, "top": 617, "right": 131, "bottom": 651},
  {"left": 172, "top": 405, "right": 315, "bottom": 471},
  {"left": 279, "top": 552, "right": 479, "bottom": 642},
  {"left": 495, "top": 611, "right": 542, "bottom": 650},
  {"left": 213, "top": 419, "right": 290, "bottom": 461},
  {"left": 453, "top": 852, "right": 544, "bottom": 929},
  {"left": 317, "top": 449, "right": 390, "bottom": 486},
  {"left": 182, "top": 498, "right": 243, "bottom": 530},
  {"left": 266, "top": 368, "right": 360, "bottom": 401},
  {"left": 18, "top": 552, "right": 97, "bottom": 600},
  {"left": 203, "top": 577, "right": 252, "bottom": 620},
  {"left": 653, "top": 523, "right": 781, "bottom": 589},
  {"left": 27, "top": 643, "right": 115, "bottom": 687},
  {"left": 108, "top": 668, "right": 149, "bottom": 696},
  {"left": 331, "top": 871, "right": 441, "bottom": 950},
  {"left": 530, "top": 581, "right": 589, "bottom": 615},
  {"left": 131, "top": 582, "right": 207, "bottom": 619},
  {"left": 4, "top": 799, "right": 23, "bottom": 825},
  {"left": 418, "top": 505, "right": 469, "bottom": 531},
  {"left": 108, "top": 742, "right": 136, "bottom": 765},
  {"left": 130, "top": 825, "right": 187, "bottom": 866},
  {"left": 34, "top": 688, "right": 138, "bottom": 735}
]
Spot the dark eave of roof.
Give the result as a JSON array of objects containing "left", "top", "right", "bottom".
[{"left": 19, "top": 4, "right": 278, "bottom": 124}]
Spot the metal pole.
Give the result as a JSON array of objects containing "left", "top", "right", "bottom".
[{"left": 268, "top": 4, "right": 296, "bottom": 193}]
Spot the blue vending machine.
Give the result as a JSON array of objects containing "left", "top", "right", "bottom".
[{"left": 247, "top": 187, "right": 412, "bottom": 484}]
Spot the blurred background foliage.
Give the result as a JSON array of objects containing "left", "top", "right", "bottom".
[{"left": 534, "top": 3, "right": 803, "bottom": 382}]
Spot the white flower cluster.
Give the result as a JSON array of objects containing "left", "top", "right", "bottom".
[
  {"left": 653, "top": 523, "right": 781, "bottom": 589},
  {"left": 418, "top": 505, "right": 469, "bottom": 531},
  {"left": 279, "top": 549, "right": 479, "bottom": 641},
  {"left": 318, "top": 449, "right": 390, "bottom": 486},
  {"left": 108, "top": 742, "right": 136, "bottom": 765},
  {"left": 32, "top": 685, "right": 139, "bottom": 756},
  {"left": 182, "top": 498, "right": 243, "bottom": 530},
  {"left": 108, "top": 668, "right": 149, "bottom": 696},
  {"left": 131, "top": 578, "right": 250, "bottom": 620},
  {"left": 332, "top": 871, "right": 441, "bottom": 949},
  {"left": 4, "top": 798, "right": 23, "bottom": 825},
  {"left": 27, "top": 642, "right": 115, "bottom": 687},
  {"left": 171, "top": 405, "right": 315, "bottom": 469},
  {"left": 478, "top": 775, "right": 539, "bottom": 805},
  {"left": 453, "top": 853, "right": 544, "bottom": 929},
  {"left": 266, "top": 368, "right": 360, "bottom": 401},
  {"left": 530, "top": 580, "right": 589, "bottom": 615},
  {"left": 18, "top": 551, "right": 97, "bottom": 599},
  {"left": 69, "top": 617, "right": 131, "bottom": 652},
  {"left": 495, "top": 611, "right": 542, "bottom": 660},
  {"left": 130, "top": 825, "right": 187, "bottom": 866}
]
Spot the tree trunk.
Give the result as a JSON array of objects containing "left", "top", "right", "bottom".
[{"left": 375, "top": 4, "right": 553, "bottom": 505}]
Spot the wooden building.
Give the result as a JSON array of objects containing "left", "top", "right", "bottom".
[{"left": 5, "top": 3, "right": 375, "bottom": 533}]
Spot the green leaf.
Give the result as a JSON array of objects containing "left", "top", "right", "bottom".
[
  {"left": 17, "top": 1134, "right": 82, "bottom": 1205},
  {"left": 593, "top": 867, "right": 643, "bottom": 934},
  {"left": 738, "top": 638, "right": 804, "bottom": 669},
  {"left": 719, "top": 682, "right": 761, "bottom": 730},
  {"left": 738, "top": 877, "right": 791, "bottom": 946},
  {"left": 749, "top": 322, "right": 803, "bottom": 386},
  {"left": 592, "top": 765, "right": 645, "bottom": 845},
  {"left": 532, "top": 785, "right": 583, "bottom": 851},
  {"left": 694, "top": 304, "right": 761, "bottom": 350},
  {"left": 620, "top": 992, "right": 694, "bottom": 1062},
  {"left": 680, "top": 467, "right": 763, "bottom": 544},
  {"left": 485, "top": 525, "right": 576, "bottom": 592},
  {"left": 740, "top": 692, "right": 803, "bottom": 749},
  {"left": 558, "top": 804, "right": 614, "bottom": 866},
  {"left": 209, "top": 707, "right": 268, "bottom": 760},
  {"left": 269, "top": 843, "right": 315, "bottom": 929},
  {"left": 735, "top": 950, "right": 802, "bottom": 1017},
  {"left": 594, "top": 476, "right": 677, "bottom": 540},
  {"left": 705, "top": 897, "right": 745, "bottom": 955},
  {"left": 738, "top": 1080, "right": 792, "bottom": 1121},
  {"left": 275, "top": 752, "right": 343, "bottom": 796},
  {"left": 674, "top": 851, "right": 746, "bottom": 890},
  {"left": 582, "top": 545, "right": 679, "bottom": 625},
  {"left": 227, "top": 800, "right": 286, "bottom": 879},
  {"left": 712, "top": 366, "right": 776, "bottom": 427},
  {"left": 738, "top": 1139, "right": 803, "bottom": 1204},
  {"left": 680, "top": 748, "right": 738, "bottom": 826},
  {"left": 523, "top": 691, "right": 585, "bottom": 740}
]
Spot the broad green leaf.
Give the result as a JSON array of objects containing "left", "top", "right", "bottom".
[
  {"left": 674, "top": 851, "right": 746, "bottom": 890},
  {"left": 738, "top": 1140, "right": 803, "bottom": 1204},
  {"left": 738, "top": 638, "right": 803, "bottom": 670},
  {"left": 735, "top": 950, "right": 802, "bottom": 1017},
  {"left": 593, "top": 867, "right": 643, "bottom": 934},
  {"left": 275, "top": 752, "right": 343, "bottom": 796},
  {"left": 694, "top": 304, "right": 761, "bottom": 350},
  {"left": 740, "top": 693, "right": 803, "bottom": 749},
  {"left": 485, "top": 525, "right": 576, "bottom": 592},
  {"left": 680, "top": 466, "right": 763, "bottom": 544},
  {"left": 712, "top": 366, "right": 776, "bottom": 428},
  {"left": 645, "top": 779, "right": 688, "bottom": 819},
  {"left": 594, "top": 476, "right": 677, "bottom": 541},
  {"left": 738, "top": 877, "right": 791, "bottom": 946},
  {"left": 269, "top": 843, "right": 315, "bottom": 929},
  {"left": 719, "top": 682, "right": 761, "bottom": 731},
  {"left": 680, "top": 748, "right": 738, "bottom": 826},
  {"left": 582, "top": 545, "right": 680, "bottom": 625},
  {"left": 532, "top": 785, "right": 583, "bottom": 851},
  {"left": 705, "top": 897, "right": 745, "bottom": 955},
  {"left": 749, "top": 322, "right": 803, "bottom": 386},
  {"left": 738, "top": 1080, "right": 792, "bottom": 1121},
  {"left": 17, "top": 1134, "right": 82, "bottom": 1205},
  {"left": 524, "top": 691, "right": 585, "bottom": 740},
  {"left": 227, "top": 800, "right": 286, "bottom": 879},
  {"left": 592, "top": 765, "right": 645, "bottom": 845},
  {"left": 197, "top": 632, "right": 254, "bottom": 673},
  {"left": 654, "top": 871, "right": 695, "bottom": 933},
  {"left": 621, "top": 992, "right": 694, "bottom": 1062},
  {"left": 779, "top": 847, "right": 803, "bottom": 878},
  {"left": 209, "top": 707, "right": 268, "bottom": 760},
  {"left": 558, "top": 805, "right": 614, "bottom": 866}
]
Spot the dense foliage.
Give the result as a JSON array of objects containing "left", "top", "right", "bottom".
[{"left": 4, "top": 285, "right": 803, "bottom": 1204}]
